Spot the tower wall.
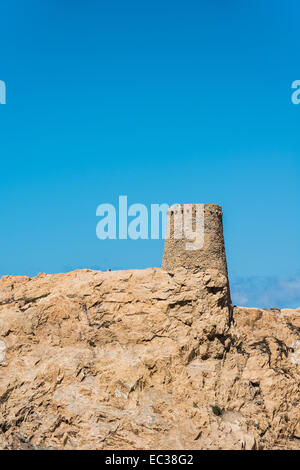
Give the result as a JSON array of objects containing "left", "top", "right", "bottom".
[{"left": 162, "top": 204, "right": 229, "bottom": 280}]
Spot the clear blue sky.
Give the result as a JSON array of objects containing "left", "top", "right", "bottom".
[{"left": 0, "top": 1, "right": 299, "bottom": 308}]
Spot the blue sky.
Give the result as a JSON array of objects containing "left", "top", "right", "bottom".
[{"left": 0, "top": 0, "right": 299, "bottom": 308}]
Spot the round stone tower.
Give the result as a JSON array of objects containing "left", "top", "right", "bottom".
[{"left": 162, "top": 204, "right": 229, "bottom": 279}]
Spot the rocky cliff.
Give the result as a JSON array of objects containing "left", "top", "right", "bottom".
[{"left": 0, "top": 268, "right": 299, "bottom": 450}]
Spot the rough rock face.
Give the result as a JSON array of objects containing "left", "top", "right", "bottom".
[{"left": 0, "top": 268, "right": 299, "bottom": 450}]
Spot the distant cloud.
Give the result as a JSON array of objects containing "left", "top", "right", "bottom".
[{"left": 231, "top": 276, "right": 300, "bottom": 309}]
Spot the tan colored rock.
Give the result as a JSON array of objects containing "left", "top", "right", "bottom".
[{"left": 0, "top": 268, "right": 299, "bottom": 450}]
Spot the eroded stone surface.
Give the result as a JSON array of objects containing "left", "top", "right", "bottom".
[
  {"left": 0, "top": 340, "right": 6, "bottom": 364},
  {"left": 0, "top": 268, "right": 299, "bottom": 450}
]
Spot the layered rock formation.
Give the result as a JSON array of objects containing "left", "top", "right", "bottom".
[{"left": 0, "top": 268, "right": 299, "bottom": 450}]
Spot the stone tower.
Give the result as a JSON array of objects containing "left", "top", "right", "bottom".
[{"left": 162, "top": 204, "right": 230, "bottom": 281}]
